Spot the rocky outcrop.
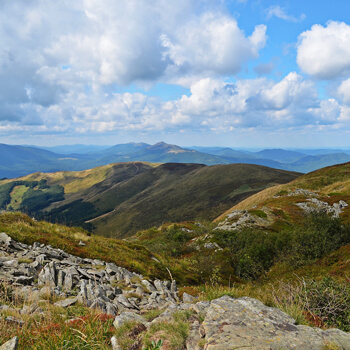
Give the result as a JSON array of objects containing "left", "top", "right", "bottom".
[
  {"left": 195, "top": 296, "right": 350, "bottom": 349},
  {"left": 296, "top": 198, "right": 348, "bottom": 218},
  {"left": 215, "top": 209, "right": 271, "bottom": 231},
  {"left": 0, "top": 232, "right": 179, "bottom": 316},
  {"left": 1, "top": 232, "right": 350, "bottom": 349}
]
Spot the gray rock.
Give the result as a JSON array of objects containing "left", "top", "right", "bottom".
[
  {"left": 0, "top": 232, "right": 12, "bottom": 245},
  {"left": 183, "top": 292, "right": 196, "bottom": 303},
  {"left": 190, "top": 301, "right": 211, "bottom": 315},
  {"left": 141, "top": 279, "right": 156, "bottom": 292},
  {"left": 113, "top": 312, "right": 146, "bottom": 329},
  {"left": 0, "top": 336, "right": 18, "bottom": 350},
  {"left": 54, "top": 298, "right": 78, "bottom": 308},
  {"left": 90, "top": 297, "right": 106, "bottom": 311},
  {"left": 38, "top": 262, "right": 57, "bottom": 287},
  {"left": 186, "top": 321, "right": 203, "bottom": 350},
  {"left": 200, "top": 296, "right": 350, "bottom": 350},
  {"left": 111, "top": 336, "right": 122, "bottom": 350},
  {"left": 5, "top": 316, "right": 24, "bottom": 327}
]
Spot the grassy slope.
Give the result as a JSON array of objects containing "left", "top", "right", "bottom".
[
  {"left": 216, "top": 161, "right": 350, "bottom": 225},
  {"left": 1, "top": 162, "right": 299, "bottom": 238},
  {"left": 212, "top": 161, "right": 350, "bottom": 284},
  {"left": 88, "top": 163, "right": 300, "bottom": 237}
]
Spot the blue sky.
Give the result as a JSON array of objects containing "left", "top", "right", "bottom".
[{"left": 1, "top": 0, "right": 350, "bottom": 148}]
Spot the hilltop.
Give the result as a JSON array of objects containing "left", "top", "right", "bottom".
[{"left": 0, "top": 162, "right": 300, "bottom": 237}]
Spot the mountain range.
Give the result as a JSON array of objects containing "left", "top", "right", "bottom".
[{"left": 1, "top": 142, "right": 350, "bottom": 178}]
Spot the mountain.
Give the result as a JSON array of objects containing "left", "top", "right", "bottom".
[
  {"left": 92, "top": 142, "right": 150, "bottom": 155},
  {"left": 37, "top": 144, "right": 111, "bottom": 154},
  {"left": 190, "top": 146, "right": 256, "bottom": 158},
  {"left": 291, "top": 148, "right": 350, "bottom": 156},
  {"left": 0, "top": 162, "right": 300, "bottom": 237},
  {"left": 0, "top": 143, "right": 83, "bottom": 178},
  {"left": 3, "top": 142, "right": 350, "bottom": 179},
  {"left": 283, "top": 153, "right": 350, "bottom": 173},
  {"left": 254, "top": 148, "right": 306, "bottom": 163}
]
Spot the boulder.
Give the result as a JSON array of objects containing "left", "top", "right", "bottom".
[
  {"left": 54, "top": 298, "right": 78, "bottom": 308},
  {"left": 113, "top": 312, "right": 146, "bottom": 329},
  {"left": 200, "top": 296, "right": 350, "bottom": 350}
]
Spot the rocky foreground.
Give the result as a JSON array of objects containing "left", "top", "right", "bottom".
[{"left": 1, "top": 232, "right": 350, "bottom": 350}]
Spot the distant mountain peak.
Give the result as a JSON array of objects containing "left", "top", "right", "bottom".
[{"left": 148, "top": 142, "right": 195, "bottom": 154}]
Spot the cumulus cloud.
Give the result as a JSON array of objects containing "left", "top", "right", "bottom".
[
  {"left": 0, "top": 0, "right": 269, "bottom": 134},
  {"left": 297, "top": 21, "right": 350, "bottom": 79},
  {"left": 161, "top": 14, "right": 266, "bottom": 77},
  {"left": 0, "top": 72, "right": 349, "bottom": 136},
  {"left": 1, "top": 1, "right": 348, "bottom": 140},
  {"left": 266, "top": 5, "right": 305, "bottom": 22},
  {"left": 337, "top": 78, "right": 350, "bottom": 105}
]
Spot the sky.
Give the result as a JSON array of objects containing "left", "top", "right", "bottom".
[{"left": 2, "top": 0, "right": 350, "bottom": 148}]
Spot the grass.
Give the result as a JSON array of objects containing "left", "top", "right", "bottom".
[
  {"left": 141, "top": 310, "right": 192, "bottom": 350},
  {"left": 7, "top": 185, "right": 29, "bottom": 210},
  {"left": 0, "top": 295, "right": 115, "bottom": 349}
]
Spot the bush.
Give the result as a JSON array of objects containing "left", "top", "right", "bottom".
[
  {"left": 302, "top": 277, "right": 350, "bottom": 331},
  {"left": 213, "top": 212, "right": 350, "bottom": 280}
]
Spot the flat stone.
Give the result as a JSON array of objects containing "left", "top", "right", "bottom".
[
  {"left": 54, "top": 298, "right": 78, "bottom": 308},
  {"left": 201, "top": 296, "right": 350, "bottom": 350},
  {"left": 113, "top": 312, "right": 146, "bottom": 329}
]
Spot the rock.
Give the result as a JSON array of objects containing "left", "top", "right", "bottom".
[
  {"left": 38, "top": 286, "right": 55, "bottom": 298},
  {"left": 113, "top": 312, "right": 146, "bottom": 329},
  {"left": 111, "top": 336, "right": 122, "bottom": 350},
  {"left": 38, "top": 262, "right": 57, "bottom": 287},
  {"left": 190, "top": 301, "right": 210, "bottom": 315},
  {"left": 15, "top": 276, "right": 34, "bottom": 285},
  {"left": 200, "top": 296, "right": 350, "bottom": 350},
  {"left": 5, "top": 316, "right": 24, "bottom": 327},
  {"left": 0, "top": 336, "right": 18, "bottom": 350},
  {"left": 89, "top": 297, "right": 106, "bottom": 311},
  {"left": 186, "top": 321, "right": 203, "bottom": 350},
  {"left": 54, "top": 298, "right": 78, "bottom": 308},
  {"left": 183, "top": 292, "right": 196, "bottom": 303},
  {"left": 141, "top": 279, "right": 156, "bottom": 292},
  {"left": 0, "top": 232, "right": 12, "bottom": 245}
]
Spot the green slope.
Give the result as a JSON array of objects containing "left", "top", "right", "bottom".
[
  {"left": 45, "top": 163, "right": 299, "bottom": 237},
  {"left": 0, "top": 162, "right": 300, "bottom": 237}
]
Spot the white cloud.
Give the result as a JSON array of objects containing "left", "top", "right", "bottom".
[
  {"left": 337, "top": 78, "right": 350, "bottom": 105},
  {"left": 297, "top": 21, "right": 350, "bottom": 79},
  {"left": 162, "top": 13, "right": 266, "bottom": 78},
  {"left": 0, "top": 73, "right": 349, "bottom": 137},
  {"left": 266, "top": 6, "right": 305, "bottom": 22},
  {"left": 0, "top": 0, "right": 268, "bottom": 132}
]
